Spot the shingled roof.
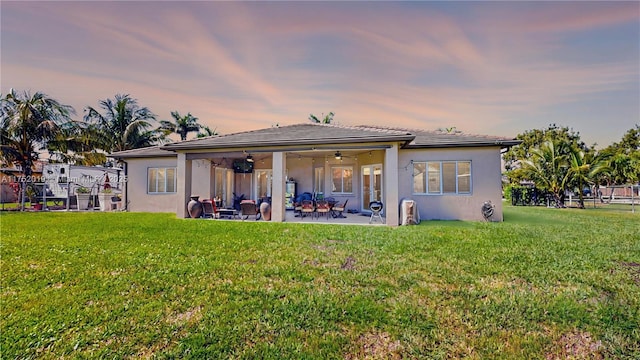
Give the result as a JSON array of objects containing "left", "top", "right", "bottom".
[
  {"left": 352, "top": 125, "right": 521, "bottom": 148},
  {"left": 161, "top": 123, "right": 415, "bottom": 151},
  {"left": 111, "top": 146, "right": 176, "bottom": 159},
  {"left": 112, "top": 124, "right": 519, "bottom": 157}
]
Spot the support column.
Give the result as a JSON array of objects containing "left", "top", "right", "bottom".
[
  {"left": 271, "top": 152, "right": 286, "bottom": 222},
  {"left": 176, "top": 153, "right": 192, "bottom": 218},
  {"left": 384, "top": 144, "right": 399, "bottom": 226}
]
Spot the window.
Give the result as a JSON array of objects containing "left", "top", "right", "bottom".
[
  {"left": 148, "top": 167, "right": 176, "bottom": 194},
  {"left": 331, "top": 166, "right": 353, "bottom": 194},
  {"left": 413, "top": 161, "right": 471, "bottom": 195},
  {"left": 314, "top": 167, "right": 324, "bottom": 194}
]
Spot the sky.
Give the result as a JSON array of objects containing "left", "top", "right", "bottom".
[{"left": 1, "top": 1, "right": 638, "bottom": 147}]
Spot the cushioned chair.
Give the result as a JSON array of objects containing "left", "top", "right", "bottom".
[
  {"left": 201, "top": 199, "right": 217, "bottom": 219},
  {"left": 315, "top": 200, "right": 330, "bottom": 220},
  {"left": 240, "top": 200, "right": 260, "bottom": 220},
  {"left": 301, "top": 200, "right": 315, "bottom": 219},
  {"left": 331, "top": 199, "right": 348, "bottom": 218}
]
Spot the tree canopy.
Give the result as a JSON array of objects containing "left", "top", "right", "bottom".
[
  {"left": 160, "top": 111, "right": 201, "bottom": 141},
  {"left": 309, "top": 112, "right": 334, "bottom": 124}
]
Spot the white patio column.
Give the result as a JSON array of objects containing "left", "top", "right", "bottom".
[
  {"left": 271, "top": 151, "right": 286, "bottom": 222},
  {"left": 176, "top": 152, "right": 192, "bottom": 218},
  {"left": 384, "top": 144, "right": 400, "bottom": 226}
]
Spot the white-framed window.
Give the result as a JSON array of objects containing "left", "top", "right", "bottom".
[
  {"left": 413, "top": 161, "right": 471, "bottom": 195},
  {"left": 148, "top": 167, "right": 177, "bottom": 194},
  {"left": 331, "top": 166, "right": 353, "bottom": 194},
  {"left": 314, "top": 167, "right": 324, "bottom": 194}
]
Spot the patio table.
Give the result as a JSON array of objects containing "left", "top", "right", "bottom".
[{"left": 218, "top": 208, "right": 240, "bottom": 219}]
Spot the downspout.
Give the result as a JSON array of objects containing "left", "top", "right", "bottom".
[{"left": 120, "top": 160, "right": 128, "bottom": 211}]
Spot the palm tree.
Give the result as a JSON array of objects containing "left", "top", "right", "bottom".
[
  {"left": 1, "top": 89, "right": 75, "bottom": 210},
  {"left": 521, "top": 140, "right": 570, "bottom": 207},
  {"left": 309, "top": 112, "right": 334, "bottom": 124},
  {"left": 160, "top": 111, "right": 201, "bottom": 141},
  {"left": 566, "top": 148, "right": 596, "bottom": 209},
  {"left": 197, "top": 125, "right": 218, "bottom": 138},
  {"left": 83, "top": 94, "right": 165, "bottom": 153}
]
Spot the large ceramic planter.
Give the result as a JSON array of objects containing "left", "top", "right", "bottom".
[
  {"left": 76, "top": 193, "right": 91, "bottom": 210},
  {"left": 260, "top": 202, "right": 271, "bottom": 221},
  {"left": 98, "top": 193, "right": 112, "bottom": 211},
  {"left": 187, "top": 195, "right": 203, "bottom": 218}
]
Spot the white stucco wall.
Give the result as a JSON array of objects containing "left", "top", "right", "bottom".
[
  {"left": 398, "top": 147, "right": 504, "bottom": 221},
  {"left": 124, "top": 157, "right": 177, "bottom": 212}
]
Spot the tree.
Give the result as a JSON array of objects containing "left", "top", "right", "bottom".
[
  {"left": 83, "top": 94, "right": 165, "bottom": 154},
  {"left": 309, "top": 112, "right": 334, "bottom": 124},
  {"left": 160, "top": 111, "right": 201, "bottom": 141},
  {"left": 599, "top": 125, "right": 640, "bottom": 186},
  {"left": 0, "top": 89, "right": 75, "bottom": 210},
  {"left": 197, "top": 125, "right": 218, "bottom": 138},
  {"left": 520, "top": 140, "right": 570, "bottom": 207},
  {"left": 504, "top": 124, "right": 589, "bottom": 174}
]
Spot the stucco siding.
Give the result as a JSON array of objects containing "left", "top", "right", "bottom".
[
  {"left": 124, "top": 157, "right": 177, "bottom": 212},
  {"left": 398, "top": 147, "right": 503, "bottom": 221}
]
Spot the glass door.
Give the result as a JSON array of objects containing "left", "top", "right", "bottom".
[
  {"left": 361, "top": 164, "right": 382, "bottom": 212},
  {"left": 254, "top": 170, "right": 272, "bottom": 200},
  {"left": 214, "top": 168, "right": 234, "bottom": 208}
]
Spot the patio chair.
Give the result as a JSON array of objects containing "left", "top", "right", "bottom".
[
  {"left": 300, "top": 200, "right": 315, "bottom": 219},
  {"left": 240, "top": 200, "right": 260, "bottom": 220},
  {"left": 369, "top": 201, "right": 384, "bottom": 224},
  {"left": 331, "top": 199, "right": 348, "bottom": 218},
  {"left": 315, "top": 200, "right": 330, "bottom": 220},
  {"left": 201, "top": 199, "right": 218, "bottom": 219}
]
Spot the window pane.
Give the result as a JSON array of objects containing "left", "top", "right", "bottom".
[
  {"left": 314, "top": 167, "right": 324, "bottom": 193},
  {"left": 413, "top": 163, "right": 426, "bottom": 193},
  {"left": 442, "top": 162, "right": 456, "bottom": 193},
  {"left": 458, "top": 161, "right": 471, "bottom": 193},
  {"left": 215, "top": 169, "right": 223, "bottom": 199},
  {"left": 343, "top": 168, "right": 352, "bottom": 193},
  {"left": 148, "top": 168, "right": 157, "bottom": 193},
  {"left": 166, "top": 168, "right": 176, "bottom": 193},
  {"left": 157, "top": 168, "right": 166, "bottom": 193},
  {"left": 428, "top": 163, "right": 440, "bottom": 194},
  {"left": 332, "top": 168, "right": 342, "bottom": 192}
]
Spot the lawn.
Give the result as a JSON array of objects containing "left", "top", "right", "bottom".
[{"left": 1, "top": 206, "right": 638, "bottom": 359}]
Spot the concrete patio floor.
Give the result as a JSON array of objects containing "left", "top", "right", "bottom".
[{"left": 208, "top": 209, "right": 387, "bottom": 226}]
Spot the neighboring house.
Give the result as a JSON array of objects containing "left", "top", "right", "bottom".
[{"left": 111, "top": 123, "right": 520, "bottom": 225}]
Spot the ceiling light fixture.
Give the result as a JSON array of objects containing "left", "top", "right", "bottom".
[
  {"left": 246, "top": 154, "right": 254, "bottom": 163},
  {"left": 335, "top": 151, "right": 342, "bottom": 160}
]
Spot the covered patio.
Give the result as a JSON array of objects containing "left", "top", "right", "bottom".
[{"left": 162, "top": 124, "right": 415, "bottom": 226}]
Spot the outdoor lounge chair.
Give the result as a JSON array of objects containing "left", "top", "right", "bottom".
[
  {"left": 201, "top": 199, "right": 217, "bottom": 218},
  {"left": 240, "top": 200, "right": 260, "bottom": 220}
]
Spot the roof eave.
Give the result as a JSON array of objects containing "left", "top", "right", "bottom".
[
  {"left": 161, "top": 135, "right": 415, "bottom": 151},
  {"left": 405, "top": 140, "right": 522, "bottom": 149}
]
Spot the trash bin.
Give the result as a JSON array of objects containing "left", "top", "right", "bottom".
[{"left": 400, "top": 199, "right": 420, "bottom": 225}]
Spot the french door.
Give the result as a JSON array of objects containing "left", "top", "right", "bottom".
[{"left": 361, "top": 164, "right": 382, "bottom": 212}]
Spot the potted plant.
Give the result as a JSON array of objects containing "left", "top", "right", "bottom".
[
  {"left": 98, "top": 187, "right": 113, "bottom": 211},
  {"left": 76, "top": 186, "right": 91, "bottom": 210}
]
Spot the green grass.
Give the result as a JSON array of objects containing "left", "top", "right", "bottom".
[{"left": 1, "top": 206, "right": 638, "bottom": 359}]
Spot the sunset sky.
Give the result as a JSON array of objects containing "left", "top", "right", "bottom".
[{"left": 1, "top": 1, "right": 638, "bottom": 147}]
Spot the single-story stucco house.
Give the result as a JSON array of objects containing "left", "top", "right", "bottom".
[{"left": 111, "top": 123, "right": 520, "bottom": 226}]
